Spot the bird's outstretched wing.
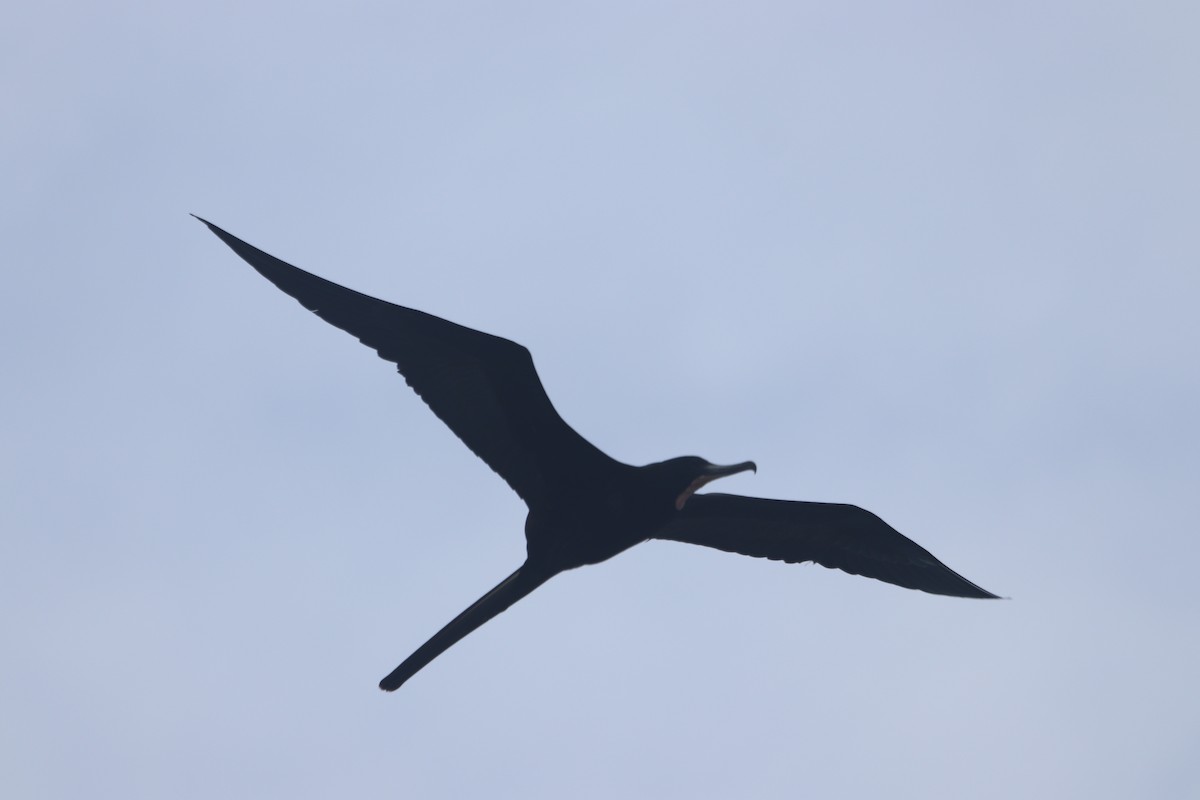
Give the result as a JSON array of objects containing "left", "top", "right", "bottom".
[
  {"left": 656, "top": 493, "right": 998, "bottom": 598},
  {"left": 196, "top": 217, "right": 617, "bottom": 508}
]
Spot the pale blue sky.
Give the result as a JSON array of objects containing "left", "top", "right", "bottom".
[{"left": 4, "top": 2, "right": 1198, "bottom": 797}]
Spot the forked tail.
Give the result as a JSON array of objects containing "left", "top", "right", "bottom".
[{"left": 379, "top": 565, "right": 552, "bottom": 692}]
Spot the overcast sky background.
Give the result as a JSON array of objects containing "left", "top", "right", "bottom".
[{"left": 4, "top": 2, "right": 1198, "bottom": 797}]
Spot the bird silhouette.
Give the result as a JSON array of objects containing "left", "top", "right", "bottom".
[{"left": 196, "top": 217, "right": 999, "bottom": 692}]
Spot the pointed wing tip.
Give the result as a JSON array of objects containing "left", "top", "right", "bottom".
[
  {"left": 192, "top": 215, "right": 233, "bottom": 244},
  {"left": 191, "top": 217, "right": 279, "bottom": 277},
  {"left": 956, "top": 571, "right": 1002, "bottom": 599},
  {"left": 942, "top": 580, "right": 1002, "bottom": 600}
]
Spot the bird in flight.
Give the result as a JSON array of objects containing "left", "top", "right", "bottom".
[{"left": 196, "top": 217, "right": 998, "bottom": 692}]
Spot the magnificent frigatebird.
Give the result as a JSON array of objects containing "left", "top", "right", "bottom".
[{"left": 195, "top": 217, "right": 998, "bottom": 692}]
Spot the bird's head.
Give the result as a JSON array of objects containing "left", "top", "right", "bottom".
[{"left": 646, "top": 456, "right": 757, "bottom": 511}]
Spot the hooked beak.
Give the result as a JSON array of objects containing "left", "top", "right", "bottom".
[{"left": 676, "top": 460, "right": 757, "bottom": 510}]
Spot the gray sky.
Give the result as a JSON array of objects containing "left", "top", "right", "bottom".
[{"left": 4, "top": 2, "right": 1198, "bottom": 797}]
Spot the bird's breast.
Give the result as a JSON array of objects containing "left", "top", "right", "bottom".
[{"left": 523, "top": 493, "right": 667, "bottom": 571}]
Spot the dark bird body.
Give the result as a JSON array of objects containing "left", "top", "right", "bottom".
[{"left": 196, "top": 217, "right": 998, "bottom": 692}]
